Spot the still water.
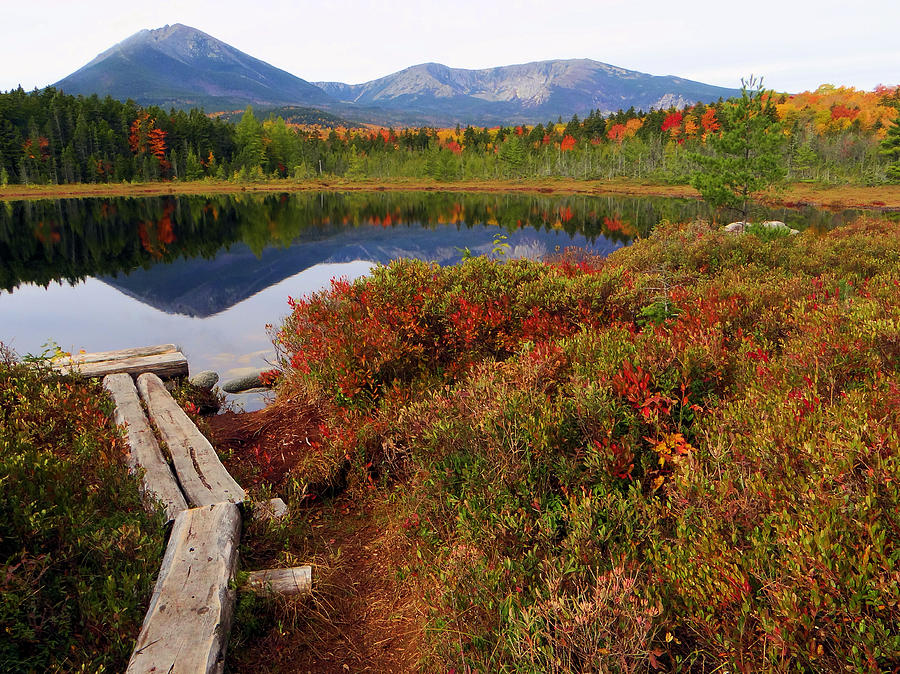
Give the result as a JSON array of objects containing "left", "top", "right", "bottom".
[{"left": 0, "top": 190, "right": 877, "bottom": 408}]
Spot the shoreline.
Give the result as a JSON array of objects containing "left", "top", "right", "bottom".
[{"left": 2, "top": 178, "right": 899, "bottom": 211}]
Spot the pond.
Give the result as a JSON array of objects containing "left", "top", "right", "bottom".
[{"left": 0, "top": 190, "right": 878, "bottom": 409}]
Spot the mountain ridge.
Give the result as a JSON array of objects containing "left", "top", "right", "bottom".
[
  {"left": 54, "top": 24, "right": 739, "bottom": 124},
  {"left": 314, "top": 58, "right": 738, "bottom": 123}
]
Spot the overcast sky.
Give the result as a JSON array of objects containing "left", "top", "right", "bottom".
[{"left": 2, "top": 0, "right": 897, "bottom": 94}]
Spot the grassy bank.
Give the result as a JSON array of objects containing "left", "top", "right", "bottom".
[
  {"left": 228, "top": 215, "right": 900, "bottom": 671},
  {"left": 2, "top": 178, "right": 900, "bottom": 211},
  {"left": 0, "top": 350, "right": 165, "bottom": 671}
]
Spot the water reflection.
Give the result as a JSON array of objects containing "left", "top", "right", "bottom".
[{"left": 2, "top": 191, "right": 881, "bottom": 297}]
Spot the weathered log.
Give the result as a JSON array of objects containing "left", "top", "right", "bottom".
[
  {"left": 55, "top": 350, "right": 189, "bottom": 380},
  {"left": 244, "top": 566, "right": 312, "bottom": 596},
  {"left": 126, "top": 503, "right": 242, "bottom": 674},
  {"left": 136, "top": 373, "right": 244, "bottom": 507},
  {"left": 102, "top": 373, "right": 187, "bottom": 521},
  {"left": 53, "top": 343, "right": 178, "bottom": 366}
]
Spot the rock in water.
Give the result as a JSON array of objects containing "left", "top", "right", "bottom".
[
  {"left": 221, "top": 369, "right": 269, "bottom": 393},
  {"left": 189, "top": 370, "right": 219, "bottom": 390}
]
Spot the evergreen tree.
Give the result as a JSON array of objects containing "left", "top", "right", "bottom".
[
  {"left": 880, "top": 108, "right": 900, "bottom": 182},
  {"left": 234, "top": 106, "right": 265, "bottom": 172},
  {"left": 690, "top": 77, "right": 786, "bottom": 221}
]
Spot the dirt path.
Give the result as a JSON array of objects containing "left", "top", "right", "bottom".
[
  {"left": 208, "top": 410, "right": 425, "bottom": 673},
  {"left": 290, "top": 497, "right": 424, "bottom": 673}
]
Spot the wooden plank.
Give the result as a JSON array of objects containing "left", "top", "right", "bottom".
[
  {"left": 54, "top": 351, "right": 188, "bottom": 380},
  {"left": 245, "top": 566, "right": 312, "bottom": 597},
  {"left": 137, "top": 372, "right": 244, "bottom": 507},
  {"left": 126, "top": 503, "right": 242, "bottom": 674},
  {"left": 53, "top": 343, "right": 178, "bottom": 367},
  {"left": 103, "top": 373, "right": 188, "bottom": 522}
]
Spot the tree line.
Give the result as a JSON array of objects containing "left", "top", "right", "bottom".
[{"left": 1, "top": 84, "right": 898, "bottom": 187}]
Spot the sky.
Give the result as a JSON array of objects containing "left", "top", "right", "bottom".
[{"left": 1, "top": 0, "right": 898, "bottom": 94}]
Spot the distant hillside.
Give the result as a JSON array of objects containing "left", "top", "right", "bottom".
[
  {"left": 54, "top": 24, "right": 330, "bottom": 111},
  {"left": 216, "top": 105, "right": 359, "bottom": 128},
  {"left": 316, "top": 59, "right": 740, "bottom": 124}
]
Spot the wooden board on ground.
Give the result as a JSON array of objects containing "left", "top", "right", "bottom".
[
  {"left": 103, "top": 373, "right": 188, "bottom": 521},
  {"left": 245, "top": 566, "right": 312, "bottom": 596},
  {"left": 126, "top": 503, "right": 242, "bottom": 674},
  {"left": 137, "top": 372, "right": 244, "bottom": 507},
  {"left": 54, "top": 349, "right": 188, "bottom": 380}
]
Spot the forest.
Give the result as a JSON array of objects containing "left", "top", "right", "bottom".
[{"left": 1, "top": 84, "right": 899, "bottom": 188}]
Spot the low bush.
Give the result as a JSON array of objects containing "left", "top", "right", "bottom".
[
  {"left": 270, "top": 217, "right": 900, "bottom": 671},
  {"left": 0, "top": 349, "right": 164, "bottom": 671}
]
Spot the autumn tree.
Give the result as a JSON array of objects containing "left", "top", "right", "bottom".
[{"left": 690, "top": 76, "right": 786, "bottom": 221}]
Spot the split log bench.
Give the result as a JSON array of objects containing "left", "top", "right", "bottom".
[{"left": 60, "top": 345, "right": 311, "bottom": 673}]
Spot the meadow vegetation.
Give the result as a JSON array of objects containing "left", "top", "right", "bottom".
[{"left": 251, "top": 215, "right": 900, "bottom": 671}]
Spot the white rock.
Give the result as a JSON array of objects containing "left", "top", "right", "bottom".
[{"left": 723, "top": 221, "right": 748, "bottom": 234}]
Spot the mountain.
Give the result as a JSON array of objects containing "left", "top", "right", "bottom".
[
  {"left": 54, "top": 24, "right": 329, "bottom": 111},
  {"left": 53, "top": 25, "right": 739, "bottom": 125},
  {"left": 316, "top": 59, "right": 739, "bottom": 124}
]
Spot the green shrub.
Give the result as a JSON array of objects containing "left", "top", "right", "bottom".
[{"left": 0, "top": 350, "right": 164, "bottom": 671}]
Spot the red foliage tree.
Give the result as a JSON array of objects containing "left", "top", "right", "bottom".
[
  {"left": 661, "top": 111, "right": 683, "bottom": 135},
  {"left": 700, "top": 108, "right": 720, "bottom": 133}
]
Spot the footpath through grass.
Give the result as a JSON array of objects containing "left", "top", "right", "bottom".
[{"left": 240, "top": 216, "right": 900, "bottom": 671}]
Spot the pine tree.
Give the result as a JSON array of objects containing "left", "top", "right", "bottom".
[
  {"left": 234, "top": 106, "right": 265, "bottom": 172},
  {"left": 690, "top": 76, "right": 786, "bottom": 221},
  {"left": 880, "top": 108, "right": 900, "bottom": 182}
]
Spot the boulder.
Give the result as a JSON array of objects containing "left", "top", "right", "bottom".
[
  {"left": 189, "top": 369, "right": 219, "bottom": 391},
  {"left": 221, "top": 369, "right": 269, "bottom": 393},
  {"left": 760, "top": 220, "right": 800, "bottom": 235},
  {"left": 723, "top": 221, "right": 748, "bottom": 234}
]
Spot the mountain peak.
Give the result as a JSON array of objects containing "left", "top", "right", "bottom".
[{"left": 56, "top": 24, "right": 329, "bottom": 110}]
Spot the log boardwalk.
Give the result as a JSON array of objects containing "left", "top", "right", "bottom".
[
  {"left": 102, "top": 373, "right": 188, "bottom": 521},
  {"left": 86, "top": 344, "right": 310, "bottom": 673},
  {"left": 137, "top": 372, "right": 244, "bottom": 507},
  {"left": 51, "top": 343, "right": 188, "bottom": 379},
  {"left": 125, "top": 503, "right": 242, "bottom": 674}
]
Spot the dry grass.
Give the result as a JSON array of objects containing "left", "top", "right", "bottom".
[{"left": 2, "top": 178, "right": 898, "bottom": 209}]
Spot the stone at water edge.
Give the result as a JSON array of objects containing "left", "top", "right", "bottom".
[
  {"left": 221, "top": 369, "right": 271, "bottom": 393},
  {"left": 189, "top": 370, "right": 219, "bottom": 391}
]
